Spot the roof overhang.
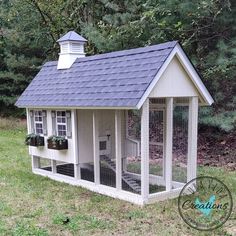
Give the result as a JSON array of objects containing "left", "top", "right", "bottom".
[
  {"left": 136, "top": 43, "right": 214, "bottom": 109},
  {"left": 22, "top": 106, "right": 136, "bottom": 110}
]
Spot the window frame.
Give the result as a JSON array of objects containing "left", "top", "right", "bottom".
[
  {"left": 34, "top": 110, "right": 43, "bottom": 135},
  {"left": 56, "top": 110, "right": 67, "bottom": 137}
]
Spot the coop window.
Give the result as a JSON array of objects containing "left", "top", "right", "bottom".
[
  {"left": 56, "top": 111, "right": 67, "bottom": 136},
  {"left": 34, "top": 111, "right": 43, "bottom": 134},
  {"left": 99, "top": 141, "right": 107, "bottom": 151}
]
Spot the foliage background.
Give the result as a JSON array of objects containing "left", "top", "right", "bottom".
[{"left": 0, "top": 0, "right": 235, "bottom": 131}]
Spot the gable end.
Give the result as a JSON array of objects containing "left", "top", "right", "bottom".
[{"left": 136, "top": 43, "right": 214, "bottom": 109}]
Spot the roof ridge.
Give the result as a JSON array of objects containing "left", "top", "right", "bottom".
[
  {"left": 44, "top": 41, "right": 178, "bottom": 67},
  {"left": 74, "top": 41, "right": 178, "bottom": 64}
]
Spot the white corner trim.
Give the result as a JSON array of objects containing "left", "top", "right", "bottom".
[
  {"left": 141, "top": 99, "right": 149, "bottom": 202},
  {"left": 136, "top": 44, "right": 214, "bottom": 109},
  {"left": 175, "top": 44, "right": 214, "bottom": 105},
  {"left": 115, "top": 110, "right": 122, "bottom": 190},
  {"left": 165, "top": 98, "right": 173, "bottom": 191}
]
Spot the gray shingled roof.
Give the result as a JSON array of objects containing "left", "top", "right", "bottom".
[
  {"left": 16, "top": 41, "right": 177, "bottom": 108},
  {"left": 57, "top": 31, "right": 87, "bottom": 42}
]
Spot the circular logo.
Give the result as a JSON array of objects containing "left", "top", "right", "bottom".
[{"left": 178, "top": 176, "right": 233, "bottom": 231}]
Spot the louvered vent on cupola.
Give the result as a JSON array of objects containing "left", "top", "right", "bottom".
[
  {"left": 57, "top": 31, "right": 87, "bottom": 70},
  {"left": 60, "top": 43, "right": 69, "bottom": 54}
]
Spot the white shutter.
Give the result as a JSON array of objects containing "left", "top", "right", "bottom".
[
  {"left": 42, "top": 110, "right": 47, "bottom": 135},
  {"left": 66, "top": 110, "right": 72, "bottom": 138},
  {"left": 51, "top": 111, "right": 56, "bottom": 135},
  {"left": 30, "top": 110, "right": 35, "bottom": 133}
]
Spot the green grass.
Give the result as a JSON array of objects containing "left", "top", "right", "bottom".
[{"left": 0, "top": 121, "right": 235, "bottom": 235}]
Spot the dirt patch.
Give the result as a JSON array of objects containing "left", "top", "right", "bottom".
[{"left": 198, "top": 127, "right": 236, "bottom": 171}]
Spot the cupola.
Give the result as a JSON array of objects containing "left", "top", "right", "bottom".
[{"left": 57, "top": 31, "right": 87, "bottom": 69}]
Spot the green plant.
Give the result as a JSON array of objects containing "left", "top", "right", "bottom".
[
  {"left": 25, "top": 133, "right": 43, "bottom": 146},
  {"left": 47, "top": 135, "right": 67, "bottom": 145}
]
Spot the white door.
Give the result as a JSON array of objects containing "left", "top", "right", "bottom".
[{"left": 99, "top": 136, "right": 111, "bottom": 156}]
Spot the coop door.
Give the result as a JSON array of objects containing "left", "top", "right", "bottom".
[{"left": 99, "top": 136, "right": 111, "bottom": 156}]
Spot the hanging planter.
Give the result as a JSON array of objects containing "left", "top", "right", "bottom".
[
  {"left": 25, "top": 133, "right": 45, "bottom": 147},
  {"left": 47, "top": 135, "right": 68, "bottom": 150}
]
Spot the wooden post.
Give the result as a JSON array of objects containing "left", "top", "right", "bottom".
[
  {"left": 72, "top": 109, "right": 80, "bottom": 179},
  {"left": 125, "top": 110, "right": 129, "bottom": 138},
  {"left": 93, "top": 111, "right": 100, "bottom": 184},
  {"left": 141, "top": 99, "right": 149, "bottom": 201},
  {"left": 165, "top": 98, "right": 173, "bottom": 191},
  {"left": 32, "top": 156, "right": 40, "bottom": 169},
  {"left": 51, "top": 160, "right": 57, "bottom": 173},
  {"left": 115, "top": 110, "right": 122, "bottom": 190},
  {"left": 27, "top": 108, "right": 36, "bottom": 171},
  {"left": 187, "top": 97, "right": 198, "bottom": 182},
  {"left": 123, "top": 111, "right": 128, "bottom": 172}
]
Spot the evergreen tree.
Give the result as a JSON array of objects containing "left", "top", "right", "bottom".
[{"left": 0, "top": 0, "right": 235, "bottom": 131}]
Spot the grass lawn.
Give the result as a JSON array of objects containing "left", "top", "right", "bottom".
[{"left": 0, "top": 121, "right": 235, "bottom": 235}]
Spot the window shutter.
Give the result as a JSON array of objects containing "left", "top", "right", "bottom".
[
  {"left": 29, "top": 110, "right": 35, "bottom": 133},
  {"left": 51, "top": 111, "right": 56, "bottom": 135},
  {"left": 66, "top": 110, "right": 72, "bottom": 138},
  {"left": 42, "top": 110, "right": 47, "bottom": 135}
]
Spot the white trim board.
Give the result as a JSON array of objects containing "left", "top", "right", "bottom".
[
  {"left": 136, "top": 43, "right": 214, "bottom": 109},
  {"left": 20, "top": 106, "right": 136, "bottom": 110}
]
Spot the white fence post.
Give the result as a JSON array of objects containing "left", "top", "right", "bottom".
[
  {"left": 115, "top": 110, "right": 122, "bottom": 190},
  {"left": 51, "top": 160, "right": 57, "bottom": 174},
  {"left": 141, "top": 99, "right": 149, "bottom": 202},
  {"left": 72, "top": 109, "right": 80, "bottom": 179},
  {"left": 165, "top": 97, "right": 173, "bottom": 191},
  {"left": 187, "top": 97, "right": 198, "bottom": 182},
  {"left": 93, "top": 111, "right": 100, "bottom": 184}
]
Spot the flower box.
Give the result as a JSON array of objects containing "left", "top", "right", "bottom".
[
  {"left": 25, "top": 134, "right": 44, "bottom": 147},
  {"left": 47, "top": 136, "right": 68, "bottom": 150}
]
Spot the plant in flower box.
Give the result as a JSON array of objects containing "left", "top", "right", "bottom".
[
  {"left": 25, "top": 133, "right": 44, "bottom": 147},
  {"left": 47, "top": 135, "right": 68, "bottom": 150}
]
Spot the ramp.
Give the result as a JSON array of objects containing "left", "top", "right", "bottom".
[{"left": 100, "top": 155, "right": 141, "bottom": 194}]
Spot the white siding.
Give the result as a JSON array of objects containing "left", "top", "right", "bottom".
[
  {"left": 29, "top": 109, "right": 126, "bottom": 165},
  {"left": 149, "top": 56, "right": 199, "bottom": 98},
  {"left": 77, "top": 110, "right": 94, "bottom": 163},
  {"left": 77, "top": 109, "right": 126, "bottom": 164},
  {"left": 29, "top": 109, "right": 75, "bottom": 163}
]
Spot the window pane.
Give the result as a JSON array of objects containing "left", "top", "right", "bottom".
[
  {"left": 58, "top": 125, "right": 66, "bottom": 130},
  {"left": 57, "top": 111, "right": 62, "bottom": 116},
  {"left": 35, "top": 124, "right": 43, "bottom": 134},
  {"left": 56, "top": 111, "right": 67, "bottom": 136},
  {"left": 36, "top": 123, "right": 42, "bottom": 128},
  {"left": 36, "top": 128, "right": 43, "bottom": 134},
  {"left": 58, "top": 130, "right": 66, "bottom": 136}
]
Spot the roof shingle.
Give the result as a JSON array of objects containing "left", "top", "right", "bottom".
[
  {"left": 57, "top": 31, "right": 87, "bottom": 42},
  {"left": 16, "top": 41, "right": 177, "bottom": 108}
]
